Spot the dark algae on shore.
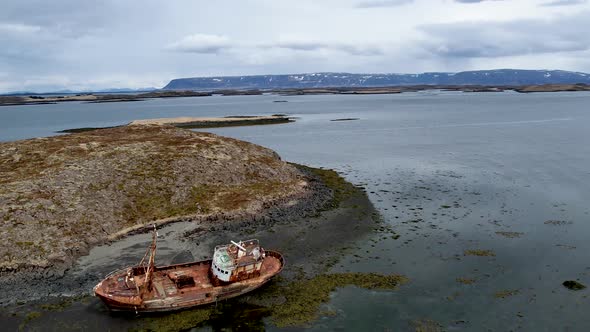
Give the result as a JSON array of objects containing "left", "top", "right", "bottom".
[
  {"left": 134, "top": 273, "right": 407, "bottom": 331},
  {"left": 32, "top": 164, "right": 401, "bottom": 330},
  {"left": 262, "top": 273, "right": 408, "bottom": 327},
  {"left": 292, "top": 163, "right": 359, "bottom": 210}
]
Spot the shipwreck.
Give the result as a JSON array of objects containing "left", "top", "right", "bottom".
[{"left": 94, "top": 227, "right": 284, "bottom": 312}]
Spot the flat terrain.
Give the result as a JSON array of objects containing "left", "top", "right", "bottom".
[
  {"left": 513, "top": 83, "right": 590, "bottom": 93},
  {"left": 0, "top": 90, "right": 211, "bottom": 106}
]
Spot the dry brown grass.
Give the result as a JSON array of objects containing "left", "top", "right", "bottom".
[{"left": 0, "top": 125, "right": 307, "bottom": 271}]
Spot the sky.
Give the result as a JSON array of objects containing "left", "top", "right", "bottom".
[{"left": 1, "top": 0, "right": 590, "bottom": 92}]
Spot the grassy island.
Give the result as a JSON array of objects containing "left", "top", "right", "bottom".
[{"left": 0, "top": 125, "right": 309, "bottom": 272}]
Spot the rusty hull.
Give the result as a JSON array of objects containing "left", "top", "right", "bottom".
[{"left": 94, "top": 251, "right": 284, "bottom": 312}]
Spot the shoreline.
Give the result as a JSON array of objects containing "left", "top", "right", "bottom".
[
  {"left": 2, "top": 83, "right": 590, "bottom": 107},
  {"left": 0, "top": 126, "right": 308, "bottom": 276},
  {"left": 0, "top": 163, "right": 396, "bottom": 331},
  {"left": 57, "top": 115, "right": 293, "bottom": 133},
  {"left": 129, "top": 115, "right": 293, "bottom": 128},
  {"left": 0, "top": 120, "right": 373, "bottom": 306},
  {"left": 0, "top": 162, "right": 331, "bottom": 303}
]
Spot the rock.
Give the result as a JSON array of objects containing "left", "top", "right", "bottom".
[{"left": 563, "top": 280, "right": 586, "bottom": 290}]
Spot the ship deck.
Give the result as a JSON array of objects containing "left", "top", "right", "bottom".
[{"left": 94, "top": 251, "right": 284, "bottom": 312}]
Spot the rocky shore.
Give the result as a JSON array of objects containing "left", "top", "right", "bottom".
[
  {"left": 0, "top": 125, "right": 311, "bottom": 277},
  {"left": 0, "top": 158, "right": 395, "bottom": 330},
  {"left": 0, "top": 124, "right": 407, "bottom": 330},
  {"left": 0, "top": 124, "right": 386, "bottom": 303},
  {"left": 0, "top": 161, "right": 336, "bottom": 305}
]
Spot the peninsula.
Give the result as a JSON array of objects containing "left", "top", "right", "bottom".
[
  {"left": 128, "top": 115, "right": 292, "bottom": 128},
  {"left": 0, "top": 124, "right": 400, "bottom": 331},
  {"left": 0, "top": 125, "right": 313, "bottom": 274},
  {"left": 58, "top": 115, "right": 293, "bottom": 133}
]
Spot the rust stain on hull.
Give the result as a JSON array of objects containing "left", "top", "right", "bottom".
[{"left": 93, "top": 230, "right": 284, "bottom": 313}]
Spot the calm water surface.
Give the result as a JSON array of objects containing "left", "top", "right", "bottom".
[{"left": 2, "top": 92, "right": 590, "bottom": 330}]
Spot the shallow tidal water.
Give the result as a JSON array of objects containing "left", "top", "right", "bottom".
[{"left": 2, "top": 91, "right": 590, "bottom": 331}]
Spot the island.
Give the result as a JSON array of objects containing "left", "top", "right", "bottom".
[
  {"left": 57, "top": 115, "right": 293, "bottom": 133},
  {"left": 0, "top": 125, "right": 312, "bottom": 274},
  {"left": 0, "top": 125, "right": 404, "bottom": 330},
  {"left": 128, "top": 115, "right": 293, "bottom": 128},
  {"left": 0, "top": 90, "right": 212, "bottom": 106}
]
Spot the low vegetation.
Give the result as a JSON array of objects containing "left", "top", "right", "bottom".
[
  {"left": 136, "top": 272, "right": 408, "bottom": 331},
  {"left": 267, "top": 272, "right": 408, "bottom": 327},
  {"left": 0, "top": 125, "right": 309, "bottom": 272}
]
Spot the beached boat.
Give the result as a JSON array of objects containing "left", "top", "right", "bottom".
[{"left": 93, "top": 227, "right": 284, "bottom": 312}]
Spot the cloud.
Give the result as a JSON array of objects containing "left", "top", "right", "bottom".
[
  {"left": 0, "top": 22, "right": 64, "bottom": 63},
  {"left": 1, "top": 0, "right": 590, "bottom": 93},
  {"left": 541, "top": 0, "right": 587, "bottom": 6},
  {"left": 419, "top": 12, "right": 590, "bottom": 58},
  {"left": 270, "top": 39, "right": 385, "bottom": 56},
  {"left": 355, "top": 0, "right": 413, "bottom": 8},
  {"left": 166, "top": 35, "right": 385, "bottom": 57},
  {"left": 0, "top": 23, "right": 41, "bottom": 34},
  {"left": 0, "top": 1, "right": 114, "bottom": 38},
  {"left": 167, "top": 34, "right": 232, "bottom": 54}
]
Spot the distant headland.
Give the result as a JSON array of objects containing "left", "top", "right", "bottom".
[
  {"left": 163, "top": 69, "right": 590, "bottom": 90},
  {"left": 2, "top": 69, "right": 590, "bottom": 106}
]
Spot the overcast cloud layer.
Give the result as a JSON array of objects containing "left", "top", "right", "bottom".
[{"left": 1, "top": 0, "right": 589, "bottom": 92}]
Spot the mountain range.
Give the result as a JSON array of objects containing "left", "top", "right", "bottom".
[{"left": 163, "top": 69, "right": 590, "bottom": 90}]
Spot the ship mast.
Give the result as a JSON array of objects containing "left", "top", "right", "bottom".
[{"left": 140, "top": 225, "right": 157, "bottom": 299}]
